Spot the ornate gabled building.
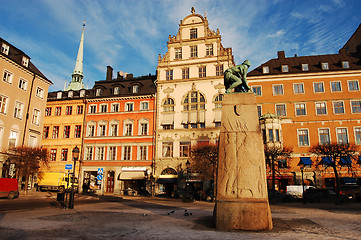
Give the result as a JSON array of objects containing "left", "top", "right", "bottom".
[
  {"left": 154, "top": 8, "right": 234, "bottom": 195},
  {"left": 81, "top": 66, "right": 156, "bottom": 194},
  {"left": 248, "top": 38, "right": 361, "bottom": 190},
  {"left": 0, "top": 37, "right": 52, "bottom": 179}
]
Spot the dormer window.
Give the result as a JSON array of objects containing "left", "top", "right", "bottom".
[
  {"left": 132, "top": 85, "right": 139, "bottom": 93},
  {"left": 114, "top": 86, "right": 120, "bottom": 95},
  {"left": 68, "top": 91, "right": 73, "bottom": 98},
  {"left": 302, "top": 64, "right": 309, "bottom": 71},
  {"left": 262, "top": 66, "right": 269, "bottom": 74},
  {"left": 80, "top": 90, "right": 85, "bottom": 97},
  {"left": 190, "top": 28, "right": 197, "bottom": 39},
  {"left": 22, "top": 56, "right": 29, "bottom": 67},
  {"left": 1, "top": 43, "right": 9, "bottom": 55},
  {"left": 282, "top": 65, "right": 289, "bottom": 72},
  {"left": 96, "top": 88, "right": 102, "bottom": 96},
  {"left": 322, "top": 62, "right": 329, "bottom": 70},
  {"left": 57, "top": 92, "right": 62, "bottom": 99},
  {"left": 342, "top": 61, "right": 349, "bottom": 69}
]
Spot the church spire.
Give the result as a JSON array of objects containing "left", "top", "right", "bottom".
[{"left": 66, "top": 21, "right": 85, "bottom": 91}]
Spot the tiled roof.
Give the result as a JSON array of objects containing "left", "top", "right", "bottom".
[
  {"left": 248, "top": 50, "right": 361, "bottom": 76},
  {"left": 0, "top": 37, "right": 51, "bottom": 83}
]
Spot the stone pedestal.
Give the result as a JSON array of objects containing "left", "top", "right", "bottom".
[{"left": 215, "top": 93, "right": 272, "bottom": 231}]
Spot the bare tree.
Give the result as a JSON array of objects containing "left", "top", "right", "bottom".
[
  {"left": 309, "top": 143, "right": 358, "bottom": 203},
  {"left": 264, "top": 145, "right": 293, "bottom": 202},
  {"left": 5, "top": 146, "right": 49, "bottom": 193},
  {"left": 189, "top": 143, "right": 218, "bottom": 181}
]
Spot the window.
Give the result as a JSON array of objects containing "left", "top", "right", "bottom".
[
  {"left": 276, "top": 104, "right": 286, "bottom": 116},
  {"left": 182, "top": 68, "right": 189, "bottom": 79},
  {"left": 273, "top": 84, "right": 283, "bottom": 95},
  {"left": 190, "top": 28, "right": 197, "bottom": 39},
  {"left": 96, "top": 147, "right": 105, "bottom": 160},
  {"left": 298, "top": 129, "right": 309, "bottom": 146},
  {"left": 0, "top": 95, "right": 8, "bottom": 114},
  {"left": 166, "top": 70, "right": 173, "bottom": 80},
  {"left": 77, "top": 105, "right": 83, "bottom": 114},
  {"left": 66, "top": 106, "right": 72, "bottom": 115},
  {"left": 57, "top": 92, "right": 62, "bottom": 99},
  {"left": 68, "top": 91, "right": 73, "bottom": 98},
  {"left": 322, "top": 62, "right": 329, "bottom": 70},
  {"left": 314, "top": 82, "right": 324, "bottom": 93},
  {"left": 80, "top": 90, "right": 85, "bottom": 97},
  {"left": 109, "top": 146, "right": 117, "bottom": 160},
  {"left": 64, "top": 126, "right": 70, "bottom": 138},
  {"left": 52, "top": 126, "right": 59, "bottom": 138},
  {"left": 180, "top": 141, "right": 191, "bottom": 157},
  {"left": 61, "top": 149, "right": 68, "bottom": 161},
  {"left": 331, "top": 81, "right": 342, "bottom": 92},
  {"left": 1, "top": 43, "right": 9, "bottom": 55},
  {"left": 175, "top": 48, "right": 182, "bottom": 59},
  {"left": 315, "top": 102, "right": 327, "bottom": 115},
  {"left": 96, "top": 88, "right": 102, "bottom": 96},
  {"left": 32, "top": 109, "right": 40, "bottom": 125},
  {"left": 99, "top": 125, "right": 106, "bottom": 136},
  {"left": 214, "top": 94, "right": 223, "bottom": 109},
  {"left": 162, "top": 142, "right": 173, "bottom": 157},
  {"left": 199, "top": 66, "right": 206, "bottom": 78},
  {"left": 111, "top": 103, "right": 119, "bottom": 112},
  {"left": 114, "top": 87, "right": 120, "bottom": 95},
  {"left": 125, "top": 102, "right": 134, "bottom": 111},
  {"left": 252, "top": 86, "right": 262, "bottom": 96},
  {"left": 75, "top": 125, "right": 81, "bottom": 138},
  {"left": 190, "top": 46, "right": 197, "bottom": 58},
  {"left": 90, "top": 105, "right": 96, "bottom": 113},
  {"left": 351, "top": 100, "right": 361, "bottom": 113},
  {"left": 342, "top": 61, "right": 349, "bottom": 68},
  {"left": 206, "top": 44, "right": 213, "bottom": 56},
  {"left": 45, "top": 107, "right": 52, "bottom": 116},
  {"left": 132, "top": 85, "right": 140, "bottom": 93},
  {"left": 36, "top": 87, "right": 44, "bottom": 98},
  {"left": 216, "top": 65, "right": 224, "bottom": 76},
  {"left": 257, "top": 105, "right": 262, "bottom": 117},
  {"left": 123, "top": 146, "right": 131, "bottom": 160},
  {"left": 3, "top": 70, "right": 13, "bottom": 83},
  {"left": 8, "top": 131, "right": 18, "bottom": 148},
  {"left": 319, "top": 128, "right": 330, "bottom": 145},
  {"left": 19, "top": 78, "right": 27, "bottom": 90},
  {"left": 14, "top": 101, "right": 23, "bottom": 119},
  {"left": 163, "top": 98, "right": 174, "bottom": 112},
  {"left": 282, "top": 65, "right": 289, "bottom": 72},
  {"left": 100, "top": 104, "right": 107, "bottom": 113},
  {"left": 348, "top": 80, "right": 359, "bottom": 91},
  {"left": 55, "top": 107, "right": 61, "bottom": 115},
  {"left": 333, "top": 101, "right": 345, "bottom": 114},
  {"left": 163, "top": 124, "right": 174, "bottom": 130},
  {"left": 139, "top": 146, "right": 147, "bottom": 160},
  {"left": 295, "top": 103, "right": 306, "bottom": 116},
  {"left": 278, "top": 159, "right": 288, "bottom": 168},
  {"left": 301, "top": 64, "right": 309, "bottom": 71},
  {"left": 86, "top": 147, "right": 93, "bottom": 160},
  {"left": 140, "top": 123, "right": 148, "bottom": 135},
  {"left": 275, "top": 129, "right": 280, "bottom": 142},
  {"left": 87, "top": 125, "right": 95, "bottom": 137},
  {"left": 355, "top": 127, "right": 361, "bottom": 145},
  {"left": 263, "top": 66, "right": 269, "bottom": 74},
  {"left": 140, "top": 101, "right": 149, "bottom": 110},
  {"left": 124, "top": 123, "right": 133, "bottom": 136},
  {"left": 50, "top": 149, "right": 57, "bottom": 161},
  {"left": 183, "top": 91, "right": 205, "bottom": 111},
  {"left": 110, "top": 124, "right": 118, "bottom": 136},
  {"left": 337, "top": 128, "right": 348, "bottom": 144},
  {"left": 268, "top": 129, "right": 274, "bottom": 142},
  {"left": 22, "top": 56, "right": 29, "bottom": 67},
  {"left": 43, "top": 126, "right": 49, "bottom": 139},
  {"left": 293, "top": 83, "right": 304, "bottom": 94}
]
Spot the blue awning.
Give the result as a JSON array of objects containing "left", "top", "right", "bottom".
[
  {"left": 340, "top": 156, "right": 352, "bottom": 165},
  {"left": 322, "top": 156, "right": 332, "bottom": 165},
  {"left": 299, "top": 157, "right": 312, "bottom": 165}
]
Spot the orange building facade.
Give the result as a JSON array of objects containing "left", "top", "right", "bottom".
[{"left": 81, "top": 68, "right": 156, "bottom": 195}]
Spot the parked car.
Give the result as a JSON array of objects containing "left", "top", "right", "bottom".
[
  {"left": 340, "top": 185, "right": 361, "bottom": 202},
  {"left": 268, "top": 189, "right": 295, "bottom": 202},
  {"left": 0, "top": 178, "right": 19, "bottom": 199},
  {"left": 303, "top": 188, "right": 336, "bottom": 203}
]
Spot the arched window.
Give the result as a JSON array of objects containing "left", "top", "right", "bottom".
[
  {"left": 161, "top": 168, "right": 177, "bottom": 175},
  {"left": 183, "top": 91, "right": 205, "bottom": 111},
  {"left": 163, "top": 98, "right": 174, "bottom": 112},
  {"left": 182, "top": 91, "right": 206, "bottom": 128}
]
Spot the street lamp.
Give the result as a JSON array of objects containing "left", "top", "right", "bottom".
[
  {"left": 69, "top": 146, "right": 80, "bottom": 209},
  {"left": 297, "top": 161, "right": 305, "bottom": 201},
  {"left": 185, "top": 160, "right": 191, "bottom": 199}
]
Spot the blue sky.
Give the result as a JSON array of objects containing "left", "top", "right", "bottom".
[{"left": 1, "top": 0, "right": 360, "bottom": 91}]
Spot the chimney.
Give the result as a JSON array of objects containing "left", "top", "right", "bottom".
[
  {"left": 106, "top": 66, "right": 113, "bottom": 81},
  {"left": 277, "top": 51, "right": 285, "bottom": 60}
]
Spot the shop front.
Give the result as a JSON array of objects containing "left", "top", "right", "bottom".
[
  {"left": 156, "top": 168, "right": 178, "bottom": 197},
  {"left": 118, "top": 167, "right": 150, "bottom": 196}
]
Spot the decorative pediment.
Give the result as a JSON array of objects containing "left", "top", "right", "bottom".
[{"left": 163, "top": 87, "right": 174, "bottom": 93}]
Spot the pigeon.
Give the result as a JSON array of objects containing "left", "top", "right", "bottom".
[
  {"left": 184, "top": 209, "right": 192, "bottom": 216},
  {"left": 168, "top": 210, "right": 175, "bottom": 215}
]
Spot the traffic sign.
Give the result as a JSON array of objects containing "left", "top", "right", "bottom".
[
  {"left": 97, "top": 175, "right": 103, "bottom": 181},
  {"left": 97, "top": 168, "right": 104, "bottom": 175},
  {"left": 65, "top": 164, "right": 73, "bottom": 170}
]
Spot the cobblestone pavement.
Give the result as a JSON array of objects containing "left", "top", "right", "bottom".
[{"left": 0, "top": 192, "right": 360, "bottom": 240}]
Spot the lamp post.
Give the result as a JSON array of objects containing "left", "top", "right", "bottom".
[
  {"left": 69, "top": 146, "right": 79, "bottom": 209},
  {"left": 185, "top": 160, "right": 191, "bottom": 198}
]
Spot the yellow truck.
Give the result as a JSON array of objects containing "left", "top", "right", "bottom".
[{"left": 37, "top": 172, "right": 78, "bottom": 192}]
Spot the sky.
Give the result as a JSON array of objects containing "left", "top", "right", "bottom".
[{"left": 1, "top": 0, "right": 361, "bottom": 91}]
